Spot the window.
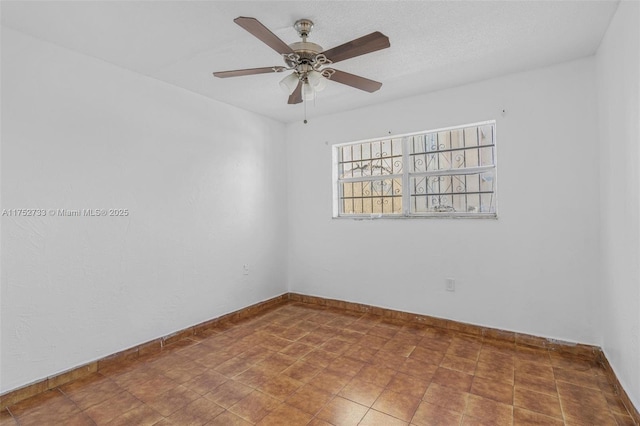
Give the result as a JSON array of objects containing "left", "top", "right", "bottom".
[{"left": 333, "top": 121, "right": 497, "bottom": 218}]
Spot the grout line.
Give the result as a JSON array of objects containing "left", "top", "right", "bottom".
[
  {"left": 56, "top": 387, "right": 91, "bottom": 425},
  {"left": 5, "top": 407, "right": 17, "bottom": 425}
]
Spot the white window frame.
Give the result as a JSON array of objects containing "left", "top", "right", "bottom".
[{"left": 332, "top": 120, "right": 497, "bottom": 219}]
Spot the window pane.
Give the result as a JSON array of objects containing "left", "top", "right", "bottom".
[
  {"left": 339, "top": 139, "right": 402, "bottom": 179},
  {"left": 450, "top": 129, "right": 464, "bottom": 149},
  {"left": 410, "top": 172, "right": 496, "bottom": 214},
  {"left": 409, "top": 124, "right": 495, "bottom": 172},
  {"left": 340, "top": 178, "right": 402, "bottom": 215},
  {"left": 464, "top": 126, "right": 479, "bottom": 147}
]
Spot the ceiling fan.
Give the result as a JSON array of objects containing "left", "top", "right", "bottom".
[{"left": 213, "top": 17, "right": 390, "bottom": 108}]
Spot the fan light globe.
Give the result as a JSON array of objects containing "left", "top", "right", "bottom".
[
  {"left": 279, "top": 73, "right": 299, "bottom": 94},
  {"left": 314, "top": 76, "right": 328, "bottom": 92},
  {"left": 307, "top": 70, "right": 323, "bottom": 88},
  {"left": 302, "top": 83, "right": 316, "bottom": 101}
]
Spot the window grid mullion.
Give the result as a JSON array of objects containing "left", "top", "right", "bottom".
[
  {"left": 339, "top": 174, "right": 403, "bottom": 183},
  {"left": 402, "top": 137, "right": 410, "bottom": 216}
]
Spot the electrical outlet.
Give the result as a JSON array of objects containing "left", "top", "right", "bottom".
[
  {"left": 243, "top": 264, "right": 249, "bottom": 275},
  {"left": 446, "top": 278, "right": 455, "bottom": 292}
]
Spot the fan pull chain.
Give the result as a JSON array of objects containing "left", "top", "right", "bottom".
[{"left": 303, "top": 95, "right": 308, "bottom": 124}]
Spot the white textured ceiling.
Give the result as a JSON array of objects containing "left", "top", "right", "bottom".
[{"left": 1, "top": 1, "right": 619, "bottom": 123}]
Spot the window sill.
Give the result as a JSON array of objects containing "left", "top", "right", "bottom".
[{"left": 332, "top": 213, "right": 498, "bottom": 220}]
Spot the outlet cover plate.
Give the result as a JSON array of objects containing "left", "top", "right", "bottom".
[{"left": 446, "top": 278, "right": 455, "bottom": 292}]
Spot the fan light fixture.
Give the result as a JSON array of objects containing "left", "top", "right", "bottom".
[
  {"left": 279, "top": 69, "right": 328, "bottom": 99},
  {"left": 279, "top": 73, "right": 299, "bottom": 94},
  {"left": 213, "top": 17, "right": 390, "bottom": 123},
  {"left": 277, "top": 20, "right": 331, "bottom": 102}
]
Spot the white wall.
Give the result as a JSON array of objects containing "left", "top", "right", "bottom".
[
  {"left": 596, "top": 0, "right": 640, "bottom": 410},
  {"left": 3, "top": 6, "right": 637, "bottom": 410},
  {"left": 287, "top": 57, "right": 601, "bottom": 345},
  {"left": 0, "top": 28, "right": 288, "bottom": 393}
]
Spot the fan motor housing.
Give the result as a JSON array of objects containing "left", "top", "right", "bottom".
[{"left": 289, "top": 41, "right": 323, "bottom": 57}]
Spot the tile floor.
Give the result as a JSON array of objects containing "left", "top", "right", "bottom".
[{"left": 1, "top": 302, "right": 636, "bottom": 425}]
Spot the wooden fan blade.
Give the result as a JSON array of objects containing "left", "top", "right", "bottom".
[
  {"left": 288, "top": 81, "right": 303, "bottom": 104},
  {"left": 234, "top": 17, "right": 294, "bottom": 55},
  {"left": 328, "top": 69, "right": 382, "bottom": 92},
  {"left": 321, "top": 32, "right": 390, "bottom": 63},
  {"left": 213, "top": 66, "right": 286, "bottom": 78}
]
